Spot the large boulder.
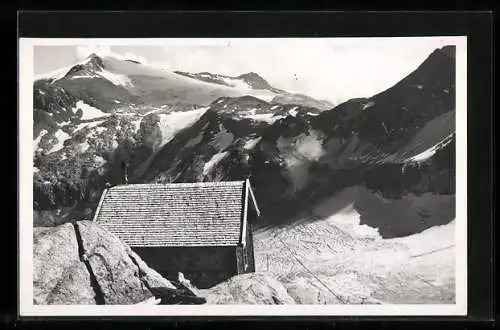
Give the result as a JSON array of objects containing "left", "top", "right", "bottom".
[
  {"left": 200, "top": 273, "right": 296, "bottom": 304},
  {"left": 126, "top": 248, "right": 177, "bottom": 290},
  {"left": 75, "top": 221, "right": 153, "bottom": 304},
  {"left": 33, "top": 224, "right": 96, "bottom": 304},
  {"left": 33, "top": 220, "right": 181, "bottom": 305}
]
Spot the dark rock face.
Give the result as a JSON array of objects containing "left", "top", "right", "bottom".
[
  {"left": 33, "top": 81, "right": 79, "bottom": 135},
  {"left": 236, "top": 72, "right": 284, "bottom": 92}
]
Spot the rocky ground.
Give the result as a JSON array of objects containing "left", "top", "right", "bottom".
[{"left": 199, "top": 273, "right": 296, "bottom": 305}]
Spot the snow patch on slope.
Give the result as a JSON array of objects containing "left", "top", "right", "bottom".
[
  {"left": 65, "top": 67, "right": 131, "bottom": 87},
  {"left": 157, "top": 108, "right": 208, "bottom": 147},
  {"left": 295, "top": 131, "right": 325, "bottom": 161},
  {"left": 97, "top": 70, "right": 132, "bottom": 87},
  {"left": 221, "top": 76, "right": 251, "bottom": 90},
  {"left": 288, "top": 107, "right": 299, "bottom": 117},
  {"left": 34, "top": 129, "right": 48, "bottom": 151},
  {"left": 73, "top": 100, "right": 111, "bottom": 120},
  {"left": 203, "top": 152, "right": 229, "bottom": 176},
  {"left": 74, "top": 120, "right": 106, "bottom": 132},
  {"left": 143, "top": 108, "right": 162, "bottom": 116},
  {"left": 47, "top": 129, "right": 71, "bottom": 154},
  {"left": 70, "top": 74, "right": 99, "bottom": 80},
  {"left": 76, "top": 142, "right": 90, "bottom": 153},
  {"left": 243, "top": 113, "right": 283, "bottom": 124},
  {"left": 406, "top": 134, "right": 454, "bottom": 163},
  {"left": 58, "top": 121, "right": 71, "bottom": 127},
  {"left": 243, "top": 137, "right": 262, "bottom": 150}
]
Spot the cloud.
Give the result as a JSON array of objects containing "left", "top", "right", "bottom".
[
  {"left": 74, "top": 37, "right": 461, "bottom": 105},
  {"left": 123, "top": 52, "right": 148, "bottom": 64},
  {"left": 75, "top": 45, "right": 148, "bottom": 64},
  {"left": 153, "top": 38, "right": 458, "bottom": 104},
  {"left": 75, "top": 45, "right": 113, "bottom": 60}
]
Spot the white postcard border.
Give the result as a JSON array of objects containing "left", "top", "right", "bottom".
[{"left": 18, "top": 36, "right": 468, "bottom": 317}]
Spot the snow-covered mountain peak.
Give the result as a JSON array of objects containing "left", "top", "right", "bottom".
[
  {"left": 85, "top": 52, "right": 101, "bottom": 60},
  {"left": 63, "top": 54, "right": 105, "bottom": 78},
  {"left": 236, "top": 72, "right": 277, "bottom": 91}
]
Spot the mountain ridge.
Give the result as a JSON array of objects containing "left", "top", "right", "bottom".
[{"left": 33, "top": 46, "right": 456, "bottom": 239}]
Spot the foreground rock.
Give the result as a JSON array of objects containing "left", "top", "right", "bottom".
[
  {"left": 33, "top": 224, "right": 96, "bottom": 304},
  {"left": 33, "top": 220, "right": 205, "bottom": 305},
  {"left": 199, "top": 273, "right": 296, "bottom": 304},
  {"left": 75, "top": 221, "right": 153, "bottom": 304},
  {"left": 126, "top": 248, "right": 177, "bottom": 290}
]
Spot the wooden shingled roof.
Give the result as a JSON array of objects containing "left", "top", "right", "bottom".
[{"left": 93, "top": 180, "right": 260, "bottom": 247}]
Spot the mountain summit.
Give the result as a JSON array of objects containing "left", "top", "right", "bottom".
[
  {"left": 172, "top": 70, "right": 284, "bottom": 93},
  {"left": 236, "top": 72, "right": 282, "bottom": 92},
  {"left": 63, "top": 53, "right": 106, "bottom": 79}
]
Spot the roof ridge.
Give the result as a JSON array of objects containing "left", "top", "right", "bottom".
[{"left": 108, "top": 180, "right": 245, "bottom": 190}]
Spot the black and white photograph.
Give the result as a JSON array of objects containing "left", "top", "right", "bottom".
[{"left": 18, "top": 36, "right": 467, "bottom": 316}]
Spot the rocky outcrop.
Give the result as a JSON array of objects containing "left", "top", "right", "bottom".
[
  {"left": 199, "top": 273, "right": 296, "bottom": 304},
  {"left": 33, "top": 221, "right": 205, "bottom": 305},
  {"left": 33, "top": 224, "right": 96, "bottom": 305},
  {"left": 74, "top": 221, "right": 152, "bottom": 304},
  {"left": 126, "top": 248, "right": 177, "bottom": 290}
]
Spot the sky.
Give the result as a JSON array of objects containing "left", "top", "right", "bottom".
[{"left": 33, "top": 37, "right": 460, "bottom": 105}]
